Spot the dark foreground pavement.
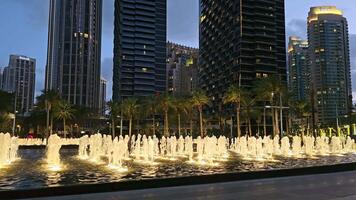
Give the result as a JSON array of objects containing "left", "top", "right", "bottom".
[{"left": 22, "top": 170, "right": 356, "bottom": 200}]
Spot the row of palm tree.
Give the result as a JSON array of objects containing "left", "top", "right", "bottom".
[
  {"left": 36, "top": 90, "right": 74, "bottom": 138},
  {"left": 107, "top": 75, "right": 314, "bottom": 139},
  {"left": 108, "top": 90, "right": 210, "bottom": 139}
]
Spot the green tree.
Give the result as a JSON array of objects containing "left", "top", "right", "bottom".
[
  {"left": 173, "top": 97, "right": 189, "bottom": 136},
  {"left": 223, "top": 85, "right": 244, "bottom": 137},
  {"left": 107, "top": 100, "right": 120, "bottom": 138},
  {"left": 254, "top": 75, "right": 285, "bottom": 137},
  {"left": 36, "top": 90, "right": 60, "bottom": 137},
  {"left": 241, "top": 93, "right": 256, "bottom": 136},
  {"left": 143, "top": 95, "right": 159, "bottom": 136},
  {"left": 54, "top": 100, "right": 74, "bottom": 138},
  {"left": 122, "top": 98, "right": 139, "bottom": 139},
  {"left": 192, "top": 90, "right": 209, "bottom": 138},
  {"left": 158, "top": 93, "right": 175, "bottom": 137}
]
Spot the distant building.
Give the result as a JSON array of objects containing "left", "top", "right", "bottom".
[
  {"left": 113, "top": 0, "right": 167, "bottom": 100},
  {"left": 288, "top": 36, "right": 310, "bottom": 101},
  {"left": 99, "top": 77, "right": 107, "bottom": 116},
  {"left": 308, "top": 6, "right": 352, "bottom": 125},
  {"left": 45, "top": 0, "right": 102, "bottom": 109},
  {"left": 166, "top": 42, "right": 199, "bottom": 96},
  {"left": 199, "top": 0, "right": 287, "bottom": 113},
  {"left": 2, "top": 55, "right": 36, "bottom": 115}
]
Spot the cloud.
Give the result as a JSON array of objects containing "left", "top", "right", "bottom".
[{"left": 286, "top": 19, "right": 307, "bottom": 39}]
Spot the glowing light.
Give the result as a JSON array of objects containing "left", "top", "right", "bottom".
[
  {"left": 48, "top": 165, "right": 62, "bottom": 172},
  {"left": 308, "top": 6, "right": 343, "bottom": 22},
  {"left": 107, "top": 165, "right": 129, "bottom": 172}
]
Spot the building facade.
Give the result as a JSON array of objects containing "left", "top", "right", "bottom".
[
  {"left": 113, "top": 0, "right": 167, "bottom": 100},
  {"left": 2, "top": 55, "right": 36, "bottom": 115},
  {"left": 167, "top": 42, "right": 199, "bottom": 96},
  {"left": 99, "top": 77, "right": 107, "bottom": 116},
  {"left": 199, "top": 0, "right": 287, "bottom": 112},
  {"left": 288, "top": 36, "right": 309, "bottom": 101},
  {"left": 307, "top": 6, "right": 352, "bottom": 125},
  {"left": 45, "top": 0, "right": 102, "bottom": 109}
]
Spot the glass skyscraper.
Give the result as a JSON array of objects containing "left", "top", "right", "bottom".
[
  {"left": 2, "top": 55, "right": 36, "bottom": 115},
  {"left": 113, "top": 0, "right": 167, "bottom": 100},
  {"left": 308, "top": 6, "right": 352, "bottom": 125},
  {"left": 199, "top": 0, "right": 287, "bottom": 112},
  {"left": 45, "top": 0, "right": 102, "bottom": 109},
  {"left": 288, "top": 36, "right": 310, "bottom": 101}
]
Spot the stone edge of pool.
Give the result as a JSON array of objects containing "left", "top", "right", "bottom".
[{"left": 0, "top": 161, "right": 356, "bottom": 199}]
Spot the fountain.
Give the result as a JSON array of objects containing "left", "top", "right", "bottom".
[
  {"left": 46, "top": 134, "right": 62, "bottom": 171},
  {"left": 0, "top": 133, "right": 19, "bottom": 167}
]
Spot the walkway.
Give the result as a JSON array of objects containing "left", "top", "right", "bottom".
[{"left": 24, "top": 170, "right": 356, "bottom": 200}]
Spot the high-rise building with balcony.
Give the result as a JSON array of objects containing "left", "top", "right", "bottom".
[
  {"left": 166, "top": 42, "right": 199, "bottom": 96},
  {"left": 307, "top": 6, "right": 352, "bottom": 125},
  {"left": 199, "top": 0, "right": 287, "bottom": 112},
  {"left": 288, "top": 36, "right": 309, "bottom": 101},
  {"left": 2, "top": 55, "right": 36, "bottom": 115},
  {"left": 113, "top": 0, "right": 167, "bottom": 100},
  {"left": 45, "top": 0, "right": 102, "bottom": 109}
]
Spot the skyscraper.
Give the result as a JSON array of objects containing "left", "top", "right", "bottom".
[
  {"left": 2, "top": 55, "right": 36, "bottom": 115},
  {"left": 308, "top": 6, "right": 352, "bottom": 125},
  {"left": 45, "top": 0, "right": 102, "bottom": 109},
  {"left": 0, "top": 67, "right": 3, "bottom": 90},
  {"left": 288, "top": 36, "right": 309, "bottom": 101},
  {"left": 113, "top": 0, "right": 167, "bottom": 100},
  {"left": 167, "top": 42, "right": 199, "bottom": 96},
  {"left": 199, "top": 0, "right": 287, "bottom": 112}
]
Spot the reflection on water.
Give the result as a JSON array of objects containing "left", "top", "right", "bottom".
[{"left": 0, "top": 148, "right": 355, "bottom": 191}]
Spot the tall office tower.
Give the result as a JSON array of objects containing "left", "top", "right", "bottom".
[
  {"left": 45, "top": 0, "right": 102, "bottom": 109},
  {"left": 2, "top": 55, "right": 36, "bottom": 115},
  {"left": 99, "top": 77, "right": 107, "bottom": 116},
  {"left": 199, "top": 0, "right": 287, "bottom": 112},
  {"left": 308, "top": 6, "right": 352, "bottom": 125},
  {"left": 113, "top": 0, "right": 167, "bottom": 100},
  {"left": 167, "top": 42, "right": 199, "bottom": 96},
  {"left": 288, "top": 36, "right": 310, "bottom": 101}
]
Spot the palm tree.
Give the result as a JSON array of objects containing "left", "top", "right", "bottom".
[
  {"left": 241, "top": 93, "right": 256, "bottom": 136},
  {"left": 36, "top": 90, "right": 60, "bottom": 138},
  {"left": 143, "top": 95, "right": 159, "bottom": 136},
  {"left": 107, "top": 100, "right": 120, "bottom": 138},
  {"left": 290, "top": 100, "right": 311, "bottom": 136},
  {"left": 174, "top": 97, "right": 189, "bottom": 136},
  {"left": 223, "top": 85, "right": 244, "bottom": 138},
  {"left": 192, "top": 90, "right": 209, "bottom": 138},
  {"left": 158, "top": 93, "right": 175, "bottom": 137},
  {"left": 54, "top": 100, "right": 74, "bottom": 138},
  {"left": 122, "top": 97, "right": 139, "bottom": 139},
  {"left": 254, "top": 75, "right": 285, "bottom": 137}
]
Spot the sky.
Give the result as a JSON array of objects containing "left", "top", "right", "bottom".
[{"left": 0, "top": 0, "right": 355, "bottom": 101}]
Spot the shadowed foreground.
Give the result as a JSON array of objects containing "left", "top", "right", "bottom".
[{"left": 24, "top": 170, "right": 356, "bottom": 200}]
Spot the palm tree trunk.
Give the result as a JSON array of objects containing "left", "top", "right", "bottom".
[
  {"left": 199, "top": 107, "right": 203, "bottom": 138},
  {"left": 178, "top": 113, "right": 181, "bottom": 136},
  {"left": 129, "top": 117, "right": 132, "bottom": 138},
  {"left": 112, "top": 119, "right": 115, "bottom": 138},
  {"left": 274, "top": 108, "right": 280, "bottom": 137},
  {"left": 50, "top": 115, "right": 53, "bottom": 136},
  {"left": 152, "top": 116, "right": 156, "bottom": 136},
  {"left": 271, "top": 108, "right": 275, "bottom": 137},
  {"left": 164, "top": 110, "right": 169, "bottom": 137},
  {"left": 236, "top": 105, "right": 241, "bottom": 138},
  {"left": 263, "top": 109, "right": 267, "bottom": 137},
  {"left": 63, "top": 118, "right": 67, "bottom": 138},
  {"left": 248, "top": 118, "right": 252, "bottom": 137}
]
